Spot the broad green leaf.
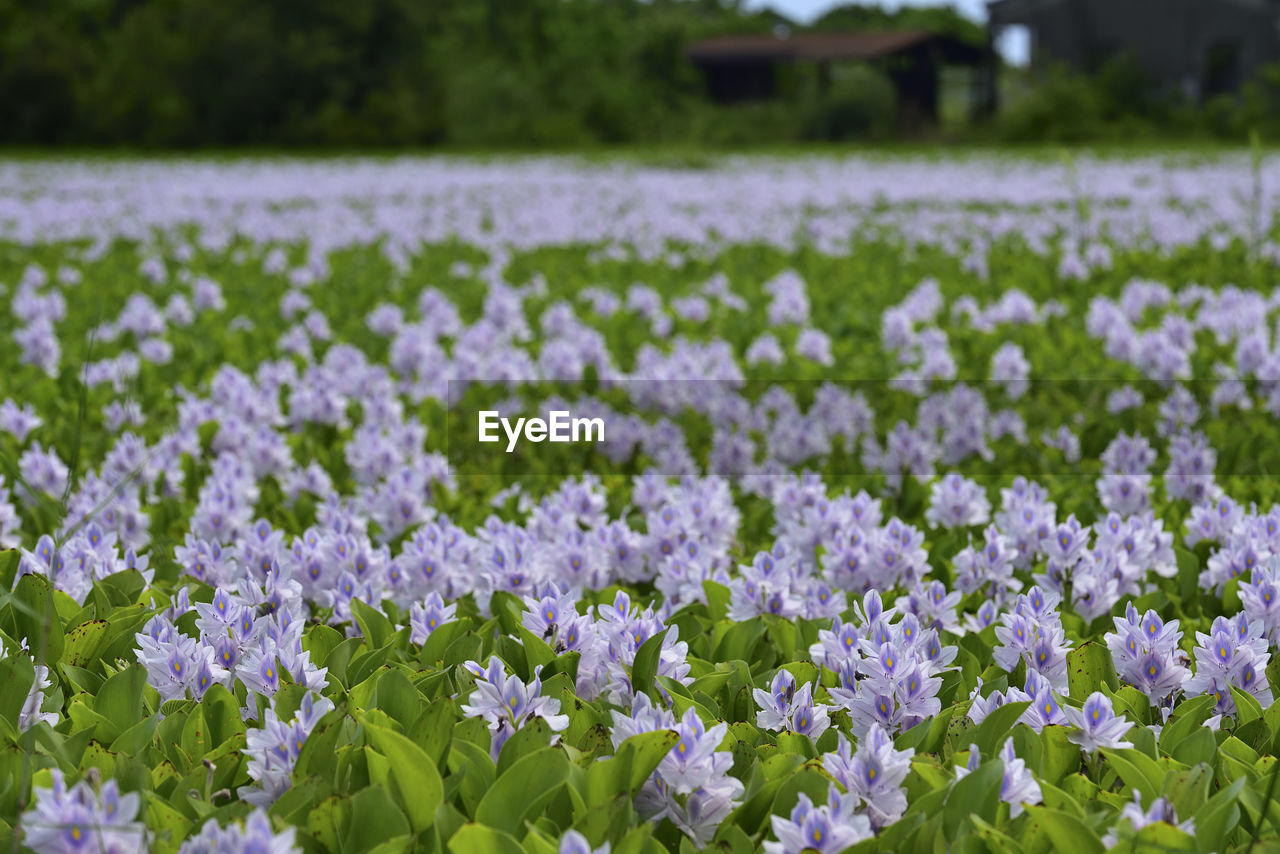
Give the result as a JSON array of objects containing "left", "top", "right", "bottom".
[
  {"left": 476, "top": 747, "right": 569, "bottom": 835},
  {"left": 1171, "top": 728, "right": 1215, "bottom": 767},
  {"left": 944, "top": 758, "right": 1002, "bottom": 837},
  {"left": 582, "top": 730, "right": 678, "bottom": 807},
  {"left": 447, "top": 823, "right": 526, "bottom": 854},
  {"left": 973, "top": 701, "right": 1030, "bottom": 756},
  {"left": 372, "top": 668, "right": 423, "bottom": 732},
  {"left": 630, "top": 629, "right": 668, "bottom": 701},
  {"left": 361, "top": 715, "right": 444, "bottom": 832},
  {"left": 1022, "top": 805, "right": 1104, "bottom": 854},
  {"left": 344, "top": 785, "right": 411, "bottom": 851},
  {"left": 61, "top": 619, "right": 109, "bottom": 668},
  {"left": 0, "top": 655, "right": 34, "bottom": 732},
  {"left": 1100, "top": 748, "right": 1165, "bottom": 801},
  {"left": 351, "top": 599, "right": 396, "bottom": 650},
  {"left": 1037, "top": 725, "right": 1081, "bottom": 785},
  {"left": 94, "top": 663, "right": 147, "bottom": 742},
  {"left": 1065, "top": 642, "right": 1118, "bottom": 699}
]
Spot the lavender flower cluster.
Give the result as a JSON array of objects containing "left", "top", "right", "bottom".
[{"left": 6, "top": 153, "right": 1278, "bottom": 852}]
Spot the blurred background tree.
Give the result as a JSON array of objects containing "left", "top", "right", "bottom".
[{"left": 0, "top": 0, "right": 1276, "bottom": 148}]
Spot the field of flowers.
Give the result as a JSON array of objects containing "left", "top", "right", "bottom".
[{"left": 3, "top": 152, "right": 1280, "bottom": 853}]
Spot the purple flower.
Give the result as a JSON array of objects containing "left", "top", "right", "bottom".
[
  {"left": 1185, "top": 614, "right": 1273, "bottom": 715},
  {"left": 240, "top": 693, "right": 334, "bottom": 808},
  {"left": 764, "top": 785, "right": 872, "bottom": 854},
  {"left": 659, "top": 706, "right": 733, "bottom": 794},
  {"left": 1102, "top": 790, "right": 1196, "bottom": 848},
  {"left": 22, "top": 771, "right": 145, "bottom": 854},
  {"left": 179, "top": 809, "right": 301, "bottom": 854},
  {"left": 1063, "top": 692, "right": 1134, "bottom": 752},
  {"left": 1106, "top": 602, "right": 1191, "bottom": 709},
  {"left": 461, "top": 658, "right": 569, "bottom": 761},
  {"left": 957, "top": 738, "right": 1041, "bottom": 818},
  {"left": 410, "top": 592, "right": 457, "bottom": 644},
  {"left": 925, "top": 473, "right": 991, "bottom": 529},
  {"left": 558, "top": 830, "right": 609, "bottom": 854},
  {"left": 823, "top": 724, "right": 913, "bottom": 828},
  {"left": 754, "top": 669, "right": 797, "bottom": 731}
]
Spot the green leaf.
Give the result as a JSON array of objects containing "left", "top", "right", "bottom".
[
  {"left": 489, "top": 591, "right": 525, "bottom": 636},
  {"left": 0, "top": 655, "right": 34, "bottom": 732},
  {"left": 1100, "top": 748, "right": 1165, "bottom": 801},
  {"left": 973, "top": 701, "right": 1030, "bottom": 756},
  {"left": 475, "top": 747, "right": 569, "bottom": 835},
  {"left": 360, "top": 715, "right": 444, "bottom": 833},
  {"left": 1175, "top": 547, "right": 1200, "bottom": 604},
  {"left": 630, "top": 629, "right": 668, "bottom": 701},
  {"left": 198, "top": 683, "right": 245, "bottom": 750},
  {"left": 411, "top": 696, "right": 457, "bottom": 767},
  {"left": 448, "top": 737, "right": 497, "bottom": 815},
  {"left": 351, "top": 597, "right": 396, "bottom": 650},
  {"left": 517, "top": 627, "right": 557, "bottom": 672},
  {"left": 583, "top": 730, "right": 679, "bottom": 807},
  {"left": 1170, "top": 728, "right": 1216, "bottom": 767},
  {"left": 944, "top": 758, "right": 1003, "bottom": 837},
  {"left": 1065, "top": 642, "right": 1118, "bottom": 699},
  {"left": 713, "top": 619, "right": 765, "bottom": 662},
  {"left": 447, "top": 823, "right": 526, "bottom": 854},
  {"left": 702, "top": 581, "right": 730, "bottom": 622},
  {"left": 344, "top": 785, "right": 411, "bottom": 852},
  {"left": 773, "top": 766, "right": 833, "bottom": 821},
  {"left": 372, "top": 668, "right": 424, "bottom": 732},
  {"left": 1162, "top": 763, "right": 1213, "bottom": 823},
  {"left": 1230, "top": 685, "right": 1264, "bottom": 726},
  {"left": 180, "top": 706, "right": 208, "bottom": 760},
  {"left": 497, "top": 717, "right": 554, "bottom": 774},
  {"left": 8, "top": 573, "right": 63, "bottom": 664},
  {"left": 1159, "top": 695, "right": 1216, "bottom": 754},
  {"left": 110, "top": 716, "right": 157, "bottom": 755},
  {"left": 1022, "top": 805, "right": 1104, "bottom": 854},
  {"left": 94, "top": 664, "right": 147, "bottom": 743},
  {"left": 61, "top": 619, "right": 109, "bottom": 668},
  {"left": 970, "top": 815, "right": 1026, "bottom": 854},
  {"left": 1037, "top": 725, "right": 1081, "bottom": 785},
  {"left": 1113, "top": 821, "right": 1198, "bottom": 852},
  {"left": 1195, "top": 776, "right": 1244, "bottom": 849}
]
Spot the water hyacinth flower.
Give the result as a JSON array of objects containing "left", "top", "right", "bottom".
[
  {"left": 22, "top": 771, "right": 145, "bottom": 854},
  {"left": 754, "top": 669, "right": 797, "bottom": 731},
  {"left": 658, "top": 706, "right": 734, "bottom": 794},
  {"left": 409, "top": 591, "right": 458, "bottom": 644},
  {"left": 925, "top": 473, "right": 991, "bottom": 529},
  {"left": 1240, "top": 558, "right": 1280, "bottom": 648},
  {"left": 1019, "top": 670, "right": 1068, "bottom": 732},
  {"left": 461, "top": 658, "right": 569, "bottom": 761},
  {"left": 1184, "top": 613, "right": 1273, "bottom": 716},
  {"left": 559, "top": 830, "right": 610, "bottom": 854},
  {"left": 754, "top": 670, "right": 831, "bottom": 741},
  {"left": 822, "top": 725, "right": 913, "bottom": 829},
  {"left": 992, "top": 587, "right": 1071, "bottom": 693},
  {"left": 1062, "top": 692, "right": 1134, "bottom": 752},
  {"left": 609, "top": 695, "right": 743, "bottom": 846},
  {"left": 956, "top": 739, "right": 1042, "bottom": 818},
  {"left": 764, "top": 785, "right": 872, "bottom": 854},
  {"left": 1101, "top": 790, "right": 1196, "bottom": 848},
  {"left": 1105, "top": 603, "right": 1190, "bottom": 710},
  {"left": 240, "top": 692, "right": 334, "bottom": 807},
  {"left": 521, "top": 586, "right": 592, "bottom": 654},
  {"left": 178, "top": 809, "right": 301, "bottom": 854}
]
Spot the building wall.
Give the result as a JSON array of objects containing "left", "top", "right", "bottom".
[{"left": 990, "top": 0, "right": 1280, "bottom": 99}]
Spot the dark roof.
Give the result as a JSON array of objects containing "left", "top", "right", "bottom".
[{"left": 686, "top": 30, "right": 987, "bottom": 65}]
